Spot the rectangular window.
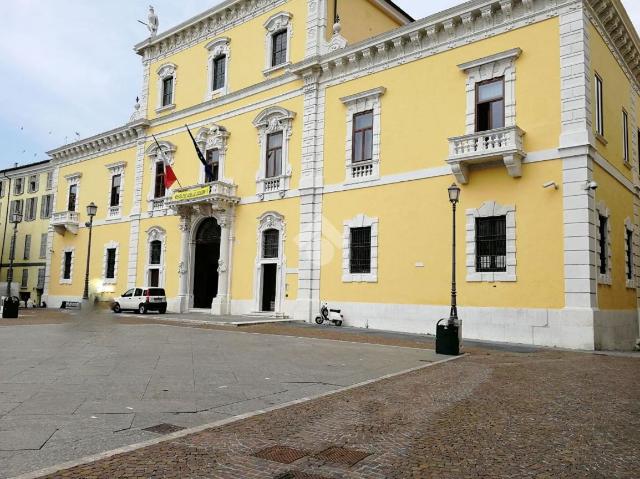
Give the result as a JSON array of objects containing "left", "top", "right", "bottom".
[
  {"left": 599, "top": 214, "right": 608, "bottom": 275},
  {"left": 14, "top": 178, "right": 24, "bottom": 195},
  {"left": 68, "top": 184, "right": 77, "bottom": 211},
  {"left": 212, "top": 55, "right": 226, "bottom": 91},
  {"left": 21, "top": 269, "right": 28, "bottom": 288},
  {"left": 39, "top": 233, "right": 47, "bottom": 259},
  {"left": 349, "top": 226, "right": 372, "bottom": 274},
  {"left": 627, "top": 228, "right": 633, "bottom": 282},
  {"left": 162, "top": 76, "right": 173, "bottom": 106},
  {"left": 476, "top": 216, "right": 507, "bottom": 272},
  {"left": 25, "top": 197, "right": 37, "bottom": 221},
  {"left": 271, "top": 30, "right": 287, "bottom": 67},
  {"left": 266, "top": 132, "right": 283, "bottom": 178},
  {"left": 40, "top": 194, "right": 53, "bottom": 219},
  {"left": 46, "top": 171, "right": 53, "bottom": 190},
  {"left": 623, "top": 109, "right": 629, "bottom": 164},
  {"left": 476, "top": 78, "right": 505, "bottom": 132},
  {"left": 262, "top": 229, "right": 280, "bottom": 258},
  {"left": 205, "top": 149, "right": 220, "bottom": 182},
  {"left": 11, "top": 199, "right": 23, "bottom": 215},
  {"left": 63, "top": 251, "right": 73, "bottom": 280},
  {"left": 110, "top": 174, "right": 121, "bottom": 207},
  {"left": 0, "top": 181, "right": 5, "bottom": 197},
  {"left": 595, "top": 74, "right": 604, "bottom": 136},
  {"left": 28, "top": 175, "right": 38, "bottom": 193},
  {"left": 23, "top": 234, "right": 31, "bottom": 260},
  {"left": 150, "top": 240, "right": 162, "bottom": 265},
  {"left": 352, "top": 111, "right": 374, "bottom": 163},
  {"left": 106, "top": 248, "right": 117, "bottom": 279},
  {"left": 37, "top": 268, "right": 45, "bottom": 289},
  {"left": 154, "top": 163, "right": 166, "bottom": 198}
]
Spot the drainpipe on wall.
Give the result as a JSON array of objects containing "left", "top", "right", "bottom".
[{"left": 0, "top": 173, "right": 13, "bottom": 284}]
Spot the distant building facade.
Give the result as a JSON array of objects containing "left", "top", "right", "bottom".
[{"left": 41, "top": 0, "right": 640, "bottom": 350}]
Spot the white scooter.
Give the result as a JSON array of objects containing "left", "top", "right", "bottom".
[{"left": 315, "top": 303, "right": 343, "bottom": 327}]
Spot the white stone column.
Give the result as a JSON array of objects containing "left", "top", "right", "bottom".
[
  {"left": 211, "top": 215, "right": 231, "bottom": 315},
  {"left": 177, "top": 212, "right": 191, "bottom": 313}
]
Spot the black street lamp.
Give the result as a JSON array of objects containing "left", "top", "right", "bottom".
[
  {"left": 6, "top": 211, "right": 23, "bottom": 297},
  {"left": 436, "top": 184, "right": 462, "bottom": 355},
  {"left": 82, "top": 202, "right": 98, "bottom": 301},
  {"left": 448, "top": 183, "right": 461, "bottom": 324}
]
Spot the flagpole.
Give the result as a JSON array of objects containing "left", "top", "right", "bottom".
[{"left": 152, "top": 134, "right": 182, "bottom": 188}]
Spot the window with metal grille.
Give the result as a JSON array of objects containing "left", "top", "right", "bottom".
[
  {"left": 598, "top": 214, "right": 608, "bottom": 275},
  {"left": 110, "top": 174, "right": 121, "bottom": 207},
  {"left": 266, "top": 132, "right": 283, "bottom": 178},
  {"left": 476, "top": 77, "right": 505, "bottom": 132},
  {"left": 476, "top": 216, "right": 507, "bottom": 272},
  {"left": 63, "top": 251, "right": 72, "bottom": 280},
  {"left": 154, "top": 163, "right": 166, "bottom": 198},
  {"left": 212, "top": 55, "right": 226, "bottom": 91},
  {"left": 626, "top": 228, "right": 633, "bottom": 281},
  {"left": 162, "top": 76, "right": 173, "bottom": 106},
  {"left": 350, "top": 227, "right": 372, "bottom": 274},
  {"left": 623, "top": 109, "right": 629, "bottom": 164},
  {"left": 595, "top": 73, "right": 604, "bottom": 136},
  {"left": 68, "top": 184, "right": 77, "bottom": 211},
  {"left": 271, "top": 30, "right": 287, "bottom": 66},
  {"left": 205, "top": 149, "right": 220, "bottom": 182},
  {"left": 106, "top": 248, "right": 116, "bottom": 279},
  {"left": 23, "top": 234, "right": 31, "bottom": 260},
  {"left": 352, "top": 111, "right": 373, "bottom": 163},
  {"left": 21, "top": 269, "right": 28, "bottom": 288},
  {"left": 150, "top": 240, "right": 162, "bottom": 265},
  {"left": 262, "top": 229, "right": 279, "bottom": 258},
  {"left": 39, "top": 233, "right": 47, "bottom": 259}
]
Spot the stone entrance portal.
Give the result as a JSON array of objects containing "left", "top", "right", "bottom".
[{"left": 193, "top": 218, "right": 221, "bottom": 309}]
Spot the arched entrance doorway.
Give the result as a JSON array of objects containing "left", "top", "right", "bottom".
[{"left": 193, "top": 218, "right": 221, "bottom": 308}]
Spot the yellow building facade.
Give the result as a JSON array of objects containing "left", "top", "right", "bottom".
[
  {"left": 44, "top": 0, "right": 640, "bottom": 350},
  {"left": 0, "top": 161, "right": 55, "bottom": 304}
]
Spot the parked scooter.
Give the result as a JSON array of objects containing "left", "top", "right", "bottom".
[{"left": 315, "top": 302, "right": 343, "bottom": 327}]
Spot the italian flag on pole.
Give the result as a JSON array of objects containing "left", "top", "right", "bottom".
[{"left": 152, "top": 134, "right": 179, "bottom": 189}]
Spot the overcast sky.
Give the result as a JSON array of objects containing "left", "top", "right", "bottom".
[{"left": 1, "top": 0, "right": 639, "bottom": 170}]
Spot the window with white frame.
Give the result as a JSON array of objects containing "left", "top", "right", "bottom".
[
  {"left": 145, "top": 141, "right": 175, "bottom": 211},
  {"left": 263, "top": 12, "right": 292, "bottom": 75},
  {"left": 27, "top": 174, "right": 38, "bottom": 193},
  {"left": 253, "top": 106, "right": 295, "bottom": 199},
  {"left": 623, "top": 109, "right": 630, "bottom": 165},
  {"left": 205, "top": 38, "right": 230, "bottom": 98},
  {"left": 23, "top": 234, "right": 31, "bottom": 260},
  {"left": 624, "top": 218, "right": 635, "bottom": 289},
  {"left": 46, "top": 171, "right": 53, "bottom": 190},
  {"left": 340, "top": 87, "right": 385, "bottom": 183},
  {"left": 21, "top": 268, "right": 28, "bottom": 288},
  {"left": 40, "top": 194, "right": 53, "bottom": 219},
  {"left": 14, "top": 177, "right": 24, "bottom": 195},
  {"left": 343, "top": 214, "right": 378, "bottom": 283},
  {"left": 61, "top": 248, "right": 74, "bottom": 284},
  {"left": 145, "top": 227, "right": 165, "bottom": 288},
  {"left": 156, "top": 63, "right": 177, "bottom": 112},
  {"left": 39, "top": 233, "right": 47, "bottom": 259},
  {"left": 595, "top": 73, "right": 604, "bottom": 138},
  {"left": 102, "top": 241, "right": 119, "bottom": 284},
  {"left": 466, "top": 201, "right": 516, "bottom": 282},
  {"left": 195, "top": 125, "right": 229, "bottom": 184},
  {"left": 105, "top": 161, "right": 126, "bottom": 219},
  {"left": 64, "top": 172, "right": 81, "bottom": 212},
  {"left": 596, "top": 202, "right": 612, "bottom": 285},
  {"left": 25, "top": 197, "right": 37, "bottom": 221},
  {"left": 11, "top": 199, "right": 23, "bottom": 215}
]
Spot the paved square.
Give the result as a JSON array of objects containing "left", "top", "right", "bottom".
[{"left": 0, "top": 313, "right": 442, "bottom": 478}]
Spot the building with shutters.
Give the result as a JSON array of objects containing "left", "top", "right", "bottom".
[{"left": 42, "top": 0, "right": 640, "bottom": 350}]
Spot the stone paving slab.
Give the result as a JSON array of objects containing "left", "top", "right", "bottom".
[{"left": 0, "top": 313, "right": 442, "bottom": 478}]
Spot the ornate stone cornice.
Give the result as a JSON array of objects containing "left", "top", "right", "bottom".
[
  {"left": 134, "top": 0, "right": 288, "bottom": 62},
  {"left": 47, "top": 120, "right": 149, "bottom": 163},
  {"left": 586, "top": 0, "right": 640, "bottom": 91}
]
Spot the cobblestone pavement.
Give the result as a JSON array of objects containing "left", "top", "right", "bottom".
[{"left": 33, "top": 346, "right": 639, "bottom": 479}]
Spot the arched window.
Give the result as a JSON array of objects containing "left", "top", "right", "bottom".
[{"left": 262, "top": 229, "right": 279, "bottom": 258}]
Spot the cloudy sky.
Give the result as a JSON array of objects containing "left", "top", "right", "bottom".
[{"left": 1, "top": 0, "right": 639, "bottom": 170}]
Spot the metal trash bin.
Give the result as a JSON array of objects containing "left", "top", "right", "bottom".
[
  {"left": 436, "top": 318, "right": 462, "bottom": 355},
  {"left": 1, "top": 296, "right": 19, "bottom": 319}
]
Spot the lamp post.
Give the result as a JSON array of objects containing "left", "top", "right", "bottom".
[
  {"left": 6, "top": 211, "right": 23, "bottom": 297},
  {"left": 447, "top": 183, "right": 461, "bottom": 325},
  {"left": 82, "top": 202, "right": 98, "bottom": 301}
]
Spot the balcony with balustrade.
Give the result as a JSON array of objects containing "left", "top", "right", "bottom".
[
  {"left": 447, "top": 126, "right": 526, "bottom": 184},
  {"left": 165, "top": 180, "right": 240, "bottom": 212},
  {"left": 51, "top": 211, "right": 80, "bottom": 235}
]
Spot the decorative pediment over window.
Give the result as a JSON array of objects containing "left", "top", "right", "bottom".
[
  {"left": 264, "top": 12, "right": 292, "bottom": 34},
  {"left": 156, "top": 63, "right": 177, "bottom": 80},
  {"left": 145, "top": 140, "right": 176, "bottom": 165},
  {"left": 253, "top": 106, "right": 296, "bottom": 135},
  {"left": 195, "top": 124, "right": 230, "bottom": 152},
  {"left": 205, "top": 37, "right": 230, "bottom": 57}
]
